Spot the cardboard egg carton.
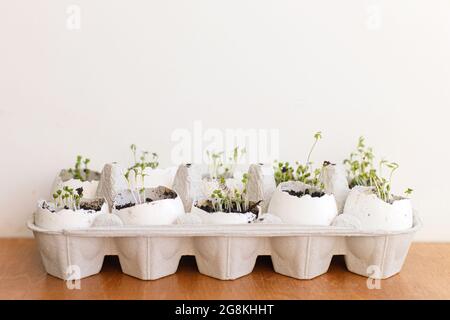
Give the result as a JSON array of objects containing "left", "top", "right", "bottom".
[{"left": 28, "top": 212, "right": 421, "bottom": 281}]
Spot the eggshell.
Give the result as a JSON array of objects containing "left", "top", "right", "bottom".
[
  {"left": 143, "top": 166, "right": 178, "bottom": 188},
  {"left": 191, "top": 206, "right": 254, "bottom": 224},
  {"left": 114, "top": 197, "right": 184, "bottom": 225},
  {"left": 267, "top": 181, "right": 338, "bottom": 225},
  {"left": 343, "top": 186, "right": 413, "bottom": 231},
  {"left": 34, "top": 200, "right": 108, "bottom": 230}
]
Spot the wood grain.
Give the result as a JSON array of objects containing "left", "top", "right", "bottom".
[{"left": 0, "top": 240, "right": 449, "bottom": 299}]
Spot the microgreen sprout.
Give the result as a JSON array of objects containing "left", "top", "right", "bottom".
[
  {"left": 123, "top": 144, "right": 160, "bottom": 205},
  {"left": 52, "top": 186, "right": 84, "bottom": 211},
  {"left": 68, "top": 155, "right": 91, "bottom": 182},
  {"left": 274, "top": 131, "right": 324, "bottom": 190},
  {"left": 206, "top": 147, "right": 246, "bottom": 181},
  {"left": 208, "top": 173, "right": 252, "bottom": 213},
  {"left": 343, "top": 136, "right": 412, "bottom": 203}
]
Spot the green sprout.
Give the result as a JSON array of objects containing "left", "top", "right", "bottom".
[
  {"left": 344, "top": 136, "right": 412, "bottom": 203},
  {"left": 273, "top": 131, "right": 324, "bottom": 189},
  {"left": 123, "top": 144, "right": 160, "bottom": 205},
  {"left": 206, "top": 147, "right": 246, "bottom": 181},
  {"left": 52, "top": 186, "right": 83, "bottom": 210},
  {"left": 68, "top": 155, "right": 92, "bottom": 181},
  {"left": 203, "top": 170, "right": 254, "bottom": 213}
]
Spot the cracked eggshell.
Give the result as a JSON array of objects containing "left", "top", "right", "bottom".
[
  {"left": 114, "top": 196, "right": 185, "bottom": 226},
  {"left": 172, "top": 164, "right": 206, "bottom": 212},
  {"left": 267, "top": 181, "right": 338, "bottom": 225},
  {"left": 343, "top": 186, "right": 413, "bottom": 231},
  {"left": 143, "top": 166, "right": 178, "bottom": 188},
  {"left": 96, "top": 163, "right": 128, "bottom": 211},
  {"left": 55, "top": 179, "right": 99, "bottom": 199},
  {"left": 247, "top": 163, "right": 276, "bottom": 213},
  {"left": 34, "top": 200, "right": 108, "bottom": 231},
  {"left": 321, "top": 163, "right": 350, "bottom": 213},
  {"left": 191, "top": 206, "right": 253, "bottom": 225},
  {"left": 51, "top": 169, "right": 100, "bottom": 199}
]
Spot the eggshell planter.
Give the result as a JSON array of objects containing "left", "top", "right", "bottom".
[
  {"left": 268, "top": 181, "right": 338, "bottom": 225},
  {"left": 343, "top": 186, "right": 413, "bottom": 231},
  {"left": 51, "top": 169, "right": 101, "bottom": 199},
  {"left": 321, "top": 162, "right": 350, "bottom": 213},
  {"left": 34, "top": 199, "right": 108, "bottom": 231},
  {"left": 113, "top": 186, "right": 185, "bottom": 226},
  {"left": 30, "top": 163, "right": 420, "bottom": 282},
  {"left": 143, "top": 167, "right": 178, "bottom": 188},
  {"left": 190, "top": 205, "right": 255, "bottom": 225},
  {"left": 247, "top": 163, "right": 276, "bottom": 213}
]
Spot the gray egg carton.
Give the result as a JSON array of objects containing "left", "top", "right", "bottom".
[{"left": 28, "top": 212, "right": 420, "bottom": 281}]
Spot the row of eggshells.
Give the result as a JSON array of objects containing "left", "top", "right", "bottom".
[{"left": 35, "top": 164, "right": 413, "bottom": 231}]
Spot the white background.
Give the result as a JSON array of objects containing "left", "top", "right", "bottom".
[{"left": 0, "top": 0, "right": 449, "bottom": 240}]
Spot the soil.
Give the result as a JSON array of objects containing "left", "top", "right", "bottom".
[
  {"left": 114, "top": 189, "right": 177, "bottom": 210},
  {"left": 80, "top": 198, "right": 105, "bottom": 211},
  {"left": 284, "top": 189, "right": 325, "bottom": 198},
  {"left": 161, "top": 189, "right": 177, "bottom": 200},
  {"left": 196, "top": 200, "right": 261, "bottom": 216},
  {"left": 114, "top": 202, "right": 135, "bottom": 210}
]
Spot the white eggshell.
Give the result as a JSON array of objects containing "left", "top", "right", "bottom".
[
  {"left": 52, "top": 178, "right": 99, "bottom": 199},
  {"left": 143, "top": 167, "right": 178, "bottom": 188},
  {"left": 321, "top": 163, "right": 350, "bottom": 213},
  {"left": 343, "top": 186, "right": 413, "bottom": 231},
  {"left": 267, "top": 182, "right": 338, "bottom": 225},
  {"left": 191, "top": 206, "right": 253, "bottom": 225},
  {"left": 114, "top": 196, "right": 185, "bottom": 225},
  {"left": 34, "top": 202, "right": 107, "bottom": 231}
]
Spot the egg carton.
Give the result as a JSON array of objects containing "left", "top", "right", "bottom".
[{"left": 28, "top": 212, "right": 420, "bottom": 281}]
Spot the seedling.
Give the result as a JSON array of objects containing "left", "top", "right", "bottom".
[
  {"left": 124, "top": 144, "right": 160, "bottom": 205},
  {"left": 274, "top": 131, "right": 324, "bottom": 190},
  {"left": 343, "top": 136, "right": 412, "bottom": 203},
  {"left": 68, "top": 155, "right": 91, "bottom": 182},
  {"left": 206, "top": 147, "right": 246, "bottom": 182},
  {"left": 208, "top": 173, "right": 253, "bottom": 213},
  {"left": 52, "top": 186, "right": 84, "bottom": 211}
]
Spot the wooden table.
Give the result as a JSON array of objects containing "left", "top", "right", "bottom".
[{"left": 0, "top": 240, "right": 448, "bottom": 299}]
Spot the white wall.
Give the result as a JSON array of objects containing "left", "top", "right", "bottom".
[{"left": 0, "top": 0, "right": 449, "bottom": 240}]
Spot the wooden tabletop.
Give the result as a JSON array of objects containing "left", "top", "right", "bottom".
[{"left": 0, "top": 239, "right": 448, "bottom": 299}]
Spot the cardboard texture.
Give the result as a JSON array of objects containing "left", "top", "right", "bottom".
[{"left": 28, "top": 212, "right": 420, "bottom": 281}]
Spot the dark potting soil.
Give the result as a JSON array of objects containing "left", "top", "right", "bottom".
[
  {"left": 114, "top": 190, "right": 176, "bottom": 210},
  {"left": 196, "top": 200, "right": 261, "bottom": 215},
  {"left": 114, "top": 198, "right": 153, "bottom": 210},
  {"left": 162, "top": 189, "right": 177, "bottom": 199},
  {"left": 284, "top": 189, "right": 325, "bottom": 198},
  {"left": 115, "top": 202, "right": 135, "bottom": 210},
  {"left": 80, "top": 198, "right": 105, "bottom": 211}
]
